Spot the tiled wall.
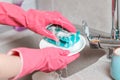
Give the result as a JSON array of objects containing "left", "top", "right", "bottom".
[
  {"left": 0, "top": 0, "right": 12, "bottom": 2},
  {"left": 0, "top": 0, "right": 36, "bottom": 9},
  {"left": 37, "top": 0, "right": 112, "bottom": 34}
]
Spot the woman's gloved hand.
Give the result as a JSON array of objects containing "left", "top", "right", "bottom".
[
  {"left": 25, "top": 10, "right": 76, "bottom": 41},
  {"left": 0, "top": 2, "right": 76, "bottom": 41},
  {"left": 8, "top": 47, "right": 79, "bottom": 80}
]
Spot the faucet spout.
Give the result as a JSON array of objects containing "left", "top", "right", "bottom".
[{"left": 111, "top": 0, "right": 120, "bottom": 40}]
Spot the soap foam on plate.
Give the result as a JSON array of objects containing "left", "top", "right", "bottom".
[
  {"left": 39, "top": 24, "right": 86, "bottom": 56},
  {"left": 39, "top": 34, "right": 86, "bottom": 56}
]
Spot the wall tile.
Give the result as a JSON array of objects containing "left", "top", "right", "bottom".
[{"left": 37, "top": 0, "right": 112, "bottom": 34}]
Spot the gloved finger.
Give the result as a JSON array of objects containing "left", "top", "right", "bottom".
[
  {"left": 50, "top": 11, "right": 76, "bottom": 33},
  {"left": 41, "top": 29, "right": 59, "bottom": 41},
  {"left": 65, "top": 53, "right": 80, "bottom": 64},
  {"left": 59, "top": 49, "right": 70, "bottom": 56},
  {"left": 51, "top": 18, "right": 76, "bottom": 33}
]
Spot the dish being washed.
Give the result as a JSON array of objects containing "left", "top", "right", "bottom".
[{"left": 39, "top": 25, "right": 86, "bottom": 56}]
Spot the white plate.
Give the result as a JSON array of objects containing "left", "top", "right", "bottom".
[{"left": 39, "top": 35, "right": 86, "bottom": 56}]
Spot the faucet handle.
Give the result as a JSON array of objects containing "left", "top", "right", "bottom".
[
  {"left": 82, "top": 20, "right": 90, "bottom": 37},
  {"left": 81, "top": 20, "right": 103, "bottom": 49}
]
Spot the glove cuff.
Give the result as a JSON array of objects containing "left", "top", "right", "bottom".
[{"left": 7, "top": 48, "right": 42, "bottom": 80}]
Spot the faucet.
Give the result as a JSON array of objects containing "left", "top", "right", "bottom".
[
  {"left": 82, "top": 20, "right": 120, "bottom": 59},
  {"left": 81, "top": 0, "right": 120, "bottom": 59}
]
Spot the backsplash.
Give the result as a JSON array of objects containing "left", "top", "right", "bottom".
[
  {"left": 0, "top": 0, "right": 117, "bottom": 35},
  {"left": 36, "top": 0, "right": 112, "bottom": 34},
  {"left": 0, "top": 0, "right": 36, "bottom": 9}
]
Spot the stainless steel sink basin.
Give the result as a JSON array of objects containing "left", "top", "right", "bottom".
[
  {"left": 0, "top": 29, "right": 106, "bottom": 80},
  {"left": 60, "top": 46, "right": 105, "bottom": 77}
]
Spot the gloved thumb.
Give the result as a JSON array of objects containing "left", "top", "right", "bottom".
[
  {"left": 42, "top": 29, "right": 59, "bottom": 41},
  {"left": 59, "top": 50, "right": 70, "bottom": 56}
]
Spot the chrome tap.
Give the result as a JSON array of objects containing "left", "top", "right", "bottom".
[
  {"left": 82, "top": 20, "right": 120, "bottom": 59},
  {"left": 82, "top": 0, "right": 120, "bottom": 48},
  {"left": 82, "top": 20, "right": 102, "bottom": 49}
]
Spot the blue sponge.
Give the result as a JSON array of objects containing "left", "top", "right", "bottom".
[{"left": 44, "top": 25, "right": 80, "bottom": 48}]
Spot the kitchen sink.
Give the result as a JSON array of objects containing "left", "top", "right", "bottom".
[{"left": 0, "top": 29, "right": 106, "bottom": 80}]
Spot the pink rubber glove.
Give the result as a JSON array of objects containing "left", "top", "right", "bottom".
[
  {"left": 8, "top": 47, "right": 79, "bottom": 80},
  {"left": 0, "top": 2, "right": 76, "bottom": 41}
]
